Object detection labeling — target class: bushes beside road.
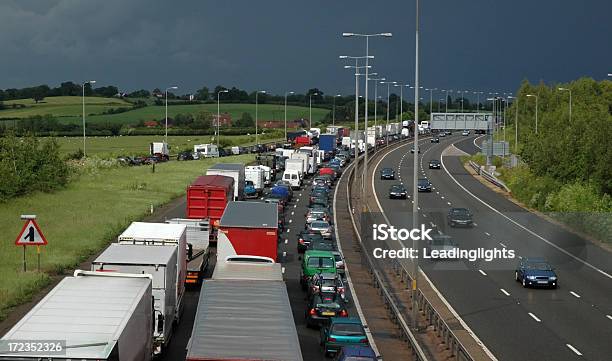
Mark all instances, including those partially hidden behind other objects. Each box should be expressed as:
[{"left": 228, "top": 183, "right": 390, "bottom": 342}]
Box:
[{"left": 0, "top": 154, "right": 255, "bottom": 321}]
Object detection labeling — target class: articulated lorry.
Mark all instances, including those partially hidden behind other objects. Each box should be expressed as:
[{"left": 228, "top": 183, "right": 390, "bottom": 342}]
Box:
[
  {"left": 166, "top": 218, "right": 211, "bottom": 285},
  {"left": 0, "top": 271, "right": 154, "bottom": 361},
  {"left": 206, "top": 163, "right": 245, "bottom": 201}
]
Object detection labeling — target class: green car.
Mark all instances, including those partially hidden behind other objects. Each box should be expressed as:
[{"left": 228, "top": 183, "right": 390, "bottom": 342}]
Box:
[
  {"left": 320, "top": 317, "right": 368, "bottom": 356},
  {"left": 301, "top": 250, "right": 337, "bottom": 289}
]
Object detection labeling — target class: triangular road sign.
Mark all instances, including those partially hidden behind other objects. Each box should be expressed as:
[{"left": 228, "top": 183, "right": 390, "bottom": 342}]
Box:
[{"left": 15, "top": 219, "right": 48, "bottom": 246}]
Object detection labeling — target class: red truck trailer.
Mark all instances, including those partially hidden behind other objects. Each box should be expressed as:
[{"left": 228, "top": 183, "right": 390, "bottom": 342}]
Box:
[
  {"left": 186, "top": 175, "right": 234, "bottom": 226},
  {"left": 294, "top": 135, "right": 311, "bottom": 147},
  {"left": 217, "top": 201, "right": 279, "bottom": 262}
]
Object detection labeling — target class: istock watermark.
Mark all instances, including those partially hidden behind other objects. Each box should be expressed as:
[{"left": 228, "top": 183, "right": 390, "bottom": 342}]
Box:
[{"left": 372, "top": 223, "right": 433, "bottom": 241}]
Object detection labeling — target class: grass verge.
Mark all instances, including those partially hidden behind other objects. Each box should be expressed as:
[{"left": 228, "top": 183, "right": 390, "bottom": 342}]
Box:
[{"left": 0, "top": 154, "right": 254, "bottom": 321}]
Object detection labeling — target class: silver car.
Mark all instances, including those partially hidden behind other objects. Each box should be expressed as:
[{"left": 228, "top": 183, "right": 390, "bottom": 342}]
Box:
[{"left": 308, "top": 220, "right": 333, "bottom": 239}]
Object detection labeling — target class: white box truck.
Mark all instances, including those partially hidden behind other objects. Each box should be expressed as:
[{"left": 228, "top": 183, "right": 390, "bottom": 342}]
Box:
[
  {"left": 193, "top": 143, "right": 219, "bottom": 158},
  {"left": 342, "top": 136, "right": 352, "bottom": 147},
  {"left": 92, "top": 244, "right": 177, "bottom": 354},
  {"left": 245, "top": 166, "right": 265, "bottom": 193},
  {"left": 118, "top": 222, "right": 186, "bottom": 324},
  {"left": 0, "top": 270, "right": 153, "bottom": 361},
  {"left": 285, "top": 158, "right": 304, "bottom": 177},
  {"left": 150, "top": 142, "right": 169, "bottom": 160},
  {"left": 206, "top": 163, "right": 245, "bottom": 200}
]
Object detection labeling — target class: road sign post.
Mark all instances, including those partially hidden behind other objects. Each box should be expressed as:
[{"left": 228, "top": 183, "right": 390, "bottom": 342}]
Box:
[{"left": 15, "top": 215, "right": 48, "bottom": 272}]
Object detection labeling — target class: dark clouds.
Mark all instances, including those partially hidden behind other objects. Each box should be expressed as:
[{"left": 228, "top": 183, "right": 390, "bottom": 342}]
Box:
[{"left": 0, "top": 0, "right": 610, "bottom": 98}]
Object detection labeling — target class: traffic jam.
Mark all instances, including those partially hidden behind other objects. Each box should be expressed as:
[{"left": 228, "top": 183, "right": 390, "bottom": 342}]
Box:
[{"left": 0, "top": 123, "right": 404, "bottom": 361}]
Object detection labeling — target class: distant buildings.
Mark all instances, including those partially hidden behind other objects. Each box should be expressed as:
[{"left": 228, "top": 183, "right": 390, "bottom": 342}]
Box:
[{"left": 212, "top": 113, "right": 232, "bottom": 127}]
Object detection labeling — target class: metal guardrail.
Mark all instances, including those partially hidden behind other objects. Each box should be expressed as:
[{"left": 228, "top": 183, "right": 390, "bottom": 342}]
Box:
[
  {"left": 345, "top": 140, "right": 430, "bottom": 361},
  {"left": 468, "top": 160, "right": 510, "bottom": 192},
  {"left": 345, "top": 140, "right": 482, "bottom": 361}
]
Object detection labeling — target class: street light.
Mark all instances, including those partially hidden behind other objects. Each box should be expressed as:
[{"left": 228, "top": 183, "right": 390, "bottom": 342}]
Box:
[
  {"left": 473, "top": 91, "right": 484, "bottom": 112},
  {"left": 342, "top": 32, "right": 392, "bottom": 207},
  {"left": 309, "top": 92, "right": 319, "bottom": 130},
  {"left": 411, "top": 0, "right": 421, "bottom": 330},
  {"left": 255, "top": 90, "right": 266, "bottom": 146},
  {"left": 368, "top": 76, "right": 385, "bottom": 151},
  {"left": 284, "top": 91, "right": 295, "bottom": 141},
  {"left": 397, "top": 84, "right": 411, "bottom": 123},
  {"left": 342, "top": 57, "right": 372, "bottom": 163},
  {"left": 332, "top": 94, "right": 341, "bottom": 126},
  {"left": 445, "top": 89, "right": 453, "bottom": 113},
  {"left": 381, "top": 81, "right": 397, "bottom": 145},
  {"left": 82, "top": 80, "right": 96, "bottom": 157},
  {"left": 438, "top": 98, "right": 444, "bottom": 112},
  {"left": 216, "top": 89, "right": 229, "bottom": 151},
  {"left": 425, "top": 88, "right": 437, "bottom": 115},
  {"left": 507, "top": 95, "right": 518, "bottom": 151},
  {"left": 165, "top": 86, "right": 178, "bottom": 144},
  {"left": 526, "top": 94, "right": 538, "bottom": 134},
  {"left": 558, "top": 87, "right": 572, "bottom": 122}
]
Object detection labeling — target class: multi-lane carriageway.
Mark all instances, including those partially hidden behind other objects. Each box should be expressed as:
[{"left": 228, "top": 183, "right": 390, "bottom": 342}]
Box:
[{"left": 368, "top": 133, "right": 612, "bottom": 361}]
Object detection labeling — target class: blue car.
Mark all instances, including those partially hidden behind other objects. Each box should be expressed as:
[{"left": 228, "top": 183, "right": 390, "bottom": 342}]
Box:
[
  {"left": 320, "top": 317, "right": 368, "bottom": 357},
  {"left": 334, "top": 345, "right": 376, "bottom": 361},
  {"left": 515, "top": 258, "right": 558, "bottom": 288},
  {"left": 244, "top": 180, "right": 258, "bottom": 198}
]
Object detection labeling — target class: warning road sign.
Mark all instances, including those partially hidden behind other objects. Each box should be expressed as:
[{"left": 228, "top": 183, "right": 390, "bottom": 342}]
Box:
[{"left": 15, "top": 219, "right": 48, "bottom": 246}]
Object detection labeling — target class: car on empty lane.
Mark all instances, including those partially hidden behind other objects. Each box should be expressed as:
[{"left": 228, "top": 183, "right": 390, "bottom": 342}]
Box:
[
  {"left": 380, "top": 168, "right": 395, "bottom": 180},
  {"left": 428, "top": 159, "right": 441, "bottom": 169},
  {"left": 515, "top": 258, "right": 558, "bottom": 288},
  {"left": 447, "top": 207, "right": 473, "bottom": 227},
  {"left": 388, "top": 184, "right": 407, "bottom": 199},
  {"left": 417, "top": 178, "right": 432, "bottom": 192}
]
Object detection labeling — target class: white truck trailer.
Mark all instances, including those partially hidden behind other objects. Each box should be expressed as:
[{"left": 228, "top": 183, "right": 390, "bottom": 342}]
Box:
[
  {"left": 193, "top": 143, "right": 219, "bottom": 158},
  {"left": 165, "top": 218, "right": 211, "bottom": 285},
  {"left": 245, "top": 166, "right": 266, "bottom": 193},
  {"left": 92, "top": 244, "right": 177, "bottom": 354},
  {"left": 0, "top": 271, "right": 153, "bottom": 361},
  {"left": 206, "top": 163, "right": 246, "bottom": 201},
  {"left": 118, "top": 222, "right": 186, "bottom": 324}
]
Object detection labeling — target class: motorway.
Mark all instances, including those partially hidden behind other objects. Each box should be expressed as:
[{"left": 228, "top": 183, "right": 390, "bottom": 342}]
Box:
[
  {"left": 151, "top": 164, "right": 357, "bottom": 361},
  {"left": 368, "top": 132, "right": 612, "bottom": 361}
]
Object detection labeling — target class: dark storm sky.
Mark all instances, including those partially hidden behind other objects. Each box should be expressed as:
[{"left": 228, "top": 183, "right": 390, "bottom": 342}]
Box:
[{"left": 1, "top": 0, "right": 610, "bottom": 99}]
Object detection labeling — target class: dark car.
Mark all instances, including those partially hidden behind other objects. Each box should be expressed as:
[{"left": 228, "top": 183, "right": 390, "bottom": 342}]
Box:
[
  {"left": 308, "top": 240, "right": 336, "bottom": 252},
  {"left": 430, "top": 137, "right": 440, "bottom": 143},
  {"left": 417, "top": 178, "right": 432, "bottom": 192},
  {"left": 328, "top": 164, "right": 343, "bottom": 176},
  {"left": 308, "top": 272, "right": 345, "bottom": 299},
  {"left": 515, "top": 258, "right": 558, "bottom": 288},
  {"left": 177, "top": 152, "right": 194, "bottom": 161},
  {"left": 380, "top": 168, "right": 395, "bottom": 180},
  {"left": 447, "top": 208, "right": 473, "bottom": 227},
  {"left": 313, "top": 176, "right": 333, "bottom": 188},
  {"left": 117, "top": 156, "right": 136, "bottom": 166},
  {"left": 389, "top": 184, "right": 407, "bottom": 199},
  {"left": 298, "top": 231, "right": 324, "bottom": 253},
  {"left": 334, "top": 346, "right": 377, "bottom": 361},
  {"left": 428, "top": 159, "right": 441, "bottom": 169},
  {"left": 438, "top": 132, "right": 446, "bottom": 138},
  {"left": 305, "top": 292, "right": 348, "bottom": 328}
]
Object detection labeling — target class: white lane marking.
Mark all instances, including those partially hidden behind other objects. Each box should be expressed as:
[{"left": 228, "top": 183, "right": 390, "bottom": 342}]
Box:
[
  {"left": 569, "top": 291, "right": 581, "bottom": 299},
  {"left": 422, "top": 213, "right": 427, "bottom": 217},
  {"left": 440, "top": 149, "right": 612, "bottom": 280},
  {"left": 499, "top": 242, "right": 507, "bottom": 248},
  {"left": 286, "top": 229, "right": 291, "bottom": 233},
  {"left": 429, "top": 222, "right": 436, "bottom": 227},
  {"left": 281, "top": 266, "right": 286, "bottom": 274},
  {"left": 566, "top": 344, "right": 583, "bottom": 356},
  {"left": 284, "top": 239, "right": 288, "bottom": 244},
  {"left": 479, "top": 269, "right": 487, "bottom": 276},
  {"left": 291, "top": 211, "right": 294, "bottom": 215},
  {"left": 289, "top": 219, "right": 292, "bottom": 223},
  {"left": 334, "top": 159, "right": 381, "bottom": 356},
  {"left": 296, "top": 198, "right": 300, "bottom": 202},
  {"left": 500, "top": 289, "right": 510, "bottom": 296},
  {"left": 371, "top": 140, "right": 499, "bottom": 361},
  {"left": 485, "top": 232, "right": 491, "bottom": 236},
  {"left": 294, "top": 204, "right": 297, "bottom": 208},
  {"left": 282, "top": 251, "right": 287, "bottom": 257},
  {"left": 441, "top": 196, "right": 445, "bottom": 199},
  {"left": 447, "top": 202, "right": 452, "bottom": 205},
  {"left": 528, "top": 312, "right": 542, "bottom": 322},
  {"left": 436, "top": 191, "right": 440, "bottom": 194},
  {"left": 606, "top": 314, "right": 612, "bottom": 320},
  {"left": 473, "top": 134, "right": 485, "bottom": 149},
  {"left": 473, "top": 222, "right": 478, "bottom": 227}
]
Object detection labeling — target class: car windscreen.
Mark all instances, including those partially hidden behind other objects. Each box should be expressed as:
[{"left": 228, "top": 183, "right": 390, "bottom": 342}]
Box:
[
  {"left": 310, "top": 242, "right": 333, "bottom": 251},
  {"left": 418, "top": 179, "right": 429, "bottom": 185},
  {"left": 527, "top": 262, "right": 552, "bottom": 271},
  {"left": 307, "top": 256, "right": 335, "bottom": 268},
  {"left": 331, "top": 323, "right": 365, "bottom": 336}
]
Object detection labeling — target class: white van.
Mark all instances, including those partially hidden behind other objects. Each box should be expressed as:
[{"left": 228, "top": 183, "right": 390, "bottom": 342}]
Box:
[{"left": 283, "top": 169, "right": 302, "bottom": 190}]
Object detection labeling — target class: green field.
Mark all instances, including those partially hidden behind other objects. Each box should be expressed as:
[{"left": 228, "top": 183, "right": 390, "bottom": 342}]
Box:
[
  {"left": 0, "top": 96, "right": 330, "bottom": 125},
  {"left": 0, "top": 96, "right": 132, "bottom": 118},
  {"left": 55, "top": 133, "right": 284, "bottom": 157},
  {"left": 0, "top": 154, "right": 255, "bottom": 321}
]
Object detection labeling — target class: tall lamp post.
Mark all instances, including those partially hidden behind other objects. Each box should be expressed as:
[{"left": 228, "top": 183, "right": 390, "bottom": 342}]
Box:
[
  {"left": 309, "top": 92, "right": 319, "bottom": 129},
  {"left": 426, "top": 88, "right": 437, "bottom": 115},
  {"left": 165, "top": 86, "right": 178, "bottom": 144},
  {"left": 332, "top": 94, "right": 341, "bottom": 126},
  {"left": 342, "top": 32, "right": 392, "bottom": 209},
  {"left": 368, "top": 75, "right": 385, "bottom": 151},
  {"left": 381, "top": 81, "right": 396, "bottom": 145},
  {"left": 445, "top": 89, "right": 453, "bottom": 113},
  {"left": 558, "top": 87, "right": 572, "bottom": 122},
  {"left": 82, "top": 80, "right": 96, "bottom": 157},
  {"left": 255, "top": 90, "right": 266, "bottom": 146},
  {"left": 526, "top": 94, "right": 538, "bottom": 134},
  {"left": 411, "top": 0, "right": 421, "bottom": 330},
  {"left": 216, "top": 89, "right": 229, "bottom": 150},
  {"left": 438, "top": 98, "right": 444, "bottom": 112},
  {"left": 397, "top": 84, "right": 411, "bottom": 123},
  {"left": 507, "top": 95, "right": 518, "bottom": 151},
  {"left": 343, "top": 63, "right": 371, "bottom": 164},
  {"left": 474, "top": 91, "right": 483, "bottom": 112},
  {"left": 284, "top": 91, "right": 295, "bottom": 141}
]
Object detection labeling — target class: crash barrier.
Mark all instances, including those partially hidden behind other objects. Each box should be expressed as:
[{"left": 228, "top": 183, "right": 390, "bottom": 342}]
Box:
[{"left": 468, "top": 160, "right": 511, "bottom": 192}]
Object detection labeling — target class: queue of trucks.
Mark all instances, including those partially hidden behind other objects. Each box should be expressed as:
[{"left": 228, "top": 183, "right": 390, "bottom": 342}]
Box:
[{"left": 0, "top": 126, "right": 402, "bottom": 361}]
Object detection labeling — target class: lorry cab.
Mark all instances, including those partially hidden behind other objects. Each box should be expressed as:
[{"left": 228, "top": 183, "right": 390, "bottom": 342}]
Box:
[{"left": 283, "top": 170, "right": 302, "bottom": 189}]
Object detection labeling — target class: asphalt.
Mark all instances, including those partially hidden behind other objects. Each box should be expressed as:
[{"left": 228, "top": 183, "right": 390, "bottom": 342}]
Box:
[
  {"left": 153, "top": 162, "right": 357, "bottom": 361},
  {"left": 369, "top": 133, "right": 612, "bottom": 361}
]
